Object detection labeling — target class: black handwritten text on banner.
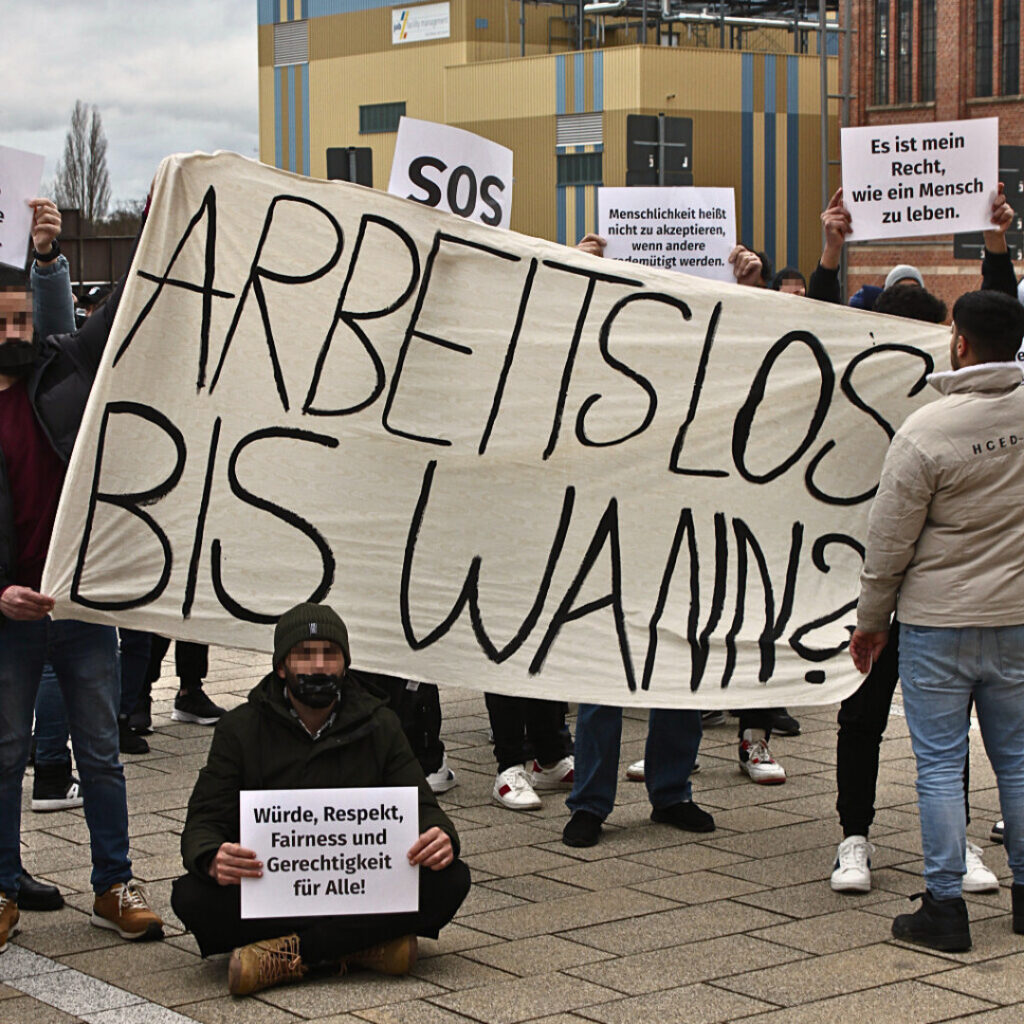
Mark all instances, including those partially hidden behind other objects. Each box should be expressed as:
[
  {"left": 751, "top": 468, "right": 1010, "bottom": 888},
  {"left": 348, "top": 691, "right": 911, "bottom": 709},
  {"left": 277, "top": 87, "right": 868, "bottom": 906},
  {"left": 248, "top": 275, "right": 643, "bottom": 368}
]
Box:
[{"left": 43, "top": 153, "right": 948, "bottom": 708}]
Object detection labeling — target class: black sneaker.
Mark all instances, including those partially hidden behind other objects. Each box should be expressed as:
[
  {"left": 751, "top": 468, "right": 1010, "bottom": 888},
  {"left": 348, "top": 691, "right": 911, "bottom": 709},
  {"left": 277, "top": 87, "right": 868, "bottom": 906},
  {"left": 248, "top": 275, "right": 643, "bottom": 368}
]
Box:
[
  {"left": 892, "top": 890, "right": 971, "bottom": 952},
  {"left": 769, "top": 708, "right": 801, "bottom": 736},
  {"left": 171, "top": 688, "right": 225, "bottom": 725},
  {"left": 650, "top": 800, "right": 716, "bottom": 833},
  {"left": 701, "top": 710, "right": 726, "bottom": 727},
  {"left": 991, "top": 820, "right": 1005, "bottom": 844},
  {"left": 127, "top": 696, "right": 153, "bottom": 735},
  {"left": 31, "top": 763, "right": 84, "bottom": 813},
  {"left": 118, "top": 717, "right": 150, "bottom": 755},
  {"left": 562, "top": 810, "right": 603, "bottom": 848},
  {"left": 17, "top": 872, "right": 63, "bottom": 912}
]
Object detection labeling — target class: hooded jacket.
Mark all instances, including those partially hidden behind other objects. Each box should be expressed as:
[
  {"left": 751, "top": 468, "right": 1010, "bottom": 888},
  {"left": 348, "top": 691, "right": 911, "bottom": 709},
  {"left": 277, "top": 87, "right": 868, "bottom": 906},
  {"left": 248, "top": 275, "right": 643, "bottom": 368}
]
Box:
[
  {"left": 180, "top": 671, "right": 459, "bottom": 879},
  {"left": 857, "top": 362, "right": 1024, "bottom": 632}
]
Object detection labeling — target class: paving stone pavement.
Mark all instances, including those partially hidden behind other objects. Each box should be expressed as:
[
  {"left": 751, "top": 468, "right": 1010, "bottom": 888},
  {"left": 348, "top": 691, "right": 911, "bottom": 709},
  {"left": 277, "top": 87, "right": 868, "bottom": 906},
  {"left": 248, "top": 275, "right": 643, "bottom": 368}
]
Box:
[{"left": 6, "top": 646, "right": 1022, "bottom": 1023}]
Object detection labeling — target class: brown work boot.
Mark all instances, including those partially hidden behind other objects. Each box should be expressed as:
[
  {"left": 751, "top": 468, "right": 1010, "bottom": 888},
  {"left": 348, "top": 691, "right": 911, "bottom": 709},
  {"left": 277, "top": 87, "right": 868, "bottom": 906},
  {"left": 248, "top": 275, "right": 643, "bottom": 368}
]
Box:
[
  {"left": 91, "top": 880, "right": 164, "bottom": 941},
  {"left": 228, "top": 933, "right": 308, "bottom": 996},
  {"left": 345, "top": 934, "right": 417, "bottom": 975},
  {"left": 0, "top": 892, "right": 20, "bottom": 953}
]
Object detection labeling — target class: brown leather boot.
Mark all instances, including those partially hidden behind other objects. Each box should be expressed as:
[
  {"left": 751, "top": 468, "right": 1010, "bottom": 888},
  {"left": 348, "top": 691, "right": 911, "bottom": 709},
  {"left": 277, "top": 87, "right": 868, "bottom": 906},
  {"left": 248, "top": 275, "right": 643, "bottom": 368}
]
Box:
[
  {"left": 0, "top": 892, "right": 20, "bottom": 953},
  {"left": 344, "top": 934, "right": 417, "bottom": 975},
  {"left": 228, "top": 933, "right": 308, "bottom": 996}
]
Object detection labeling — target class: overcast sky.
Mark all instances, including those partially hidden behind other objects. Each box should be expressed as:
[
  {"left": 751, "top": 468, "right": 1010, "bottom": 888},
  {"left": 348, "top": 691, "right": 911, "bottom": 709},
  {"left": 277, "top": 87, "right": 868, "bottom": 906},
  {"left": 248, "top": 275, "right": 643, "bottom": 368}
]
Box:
[{"left": 2, "top": 0, "right": 259, "bottom": 208}]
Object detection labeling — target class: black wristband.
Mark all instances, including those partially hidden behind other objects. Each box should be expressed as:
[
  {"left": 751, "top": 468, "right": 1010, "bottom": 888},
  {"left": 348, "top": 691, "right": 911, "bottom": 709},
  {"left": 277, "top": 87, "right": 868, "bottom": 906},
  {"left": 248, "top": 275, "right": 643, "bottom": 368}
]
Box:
[{"left": 32, "top": 239, "right": 61, "bottom": 263}]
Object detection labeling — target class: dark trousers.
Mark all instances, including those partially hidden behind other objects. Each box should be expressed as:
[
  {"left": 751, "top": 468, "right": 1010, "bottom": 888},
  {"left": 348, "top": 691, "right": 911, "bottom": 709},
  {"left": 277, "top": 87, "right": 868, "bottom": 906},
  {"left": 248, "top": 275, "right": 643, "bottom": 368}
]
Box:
[
  {"left": 171, "top": 860, "right": 471, "bottom": 962},
  {"left": 484, "top": 694, "right": 570, "bottom": 772},
  {"left": 357, "top": 674, "right": 446, "bottom": 776},
  {"left": 737, "top": 709, "right": 775, "bottom": 740},
  {"left": 118, "top": 629, "right": 152, "bottom": 718},
  {"left": 147, "top": 638, "right": 209, "bottom": 689},
  {"left": 836, "top": 624, "right": 971, "bottom": 837}
]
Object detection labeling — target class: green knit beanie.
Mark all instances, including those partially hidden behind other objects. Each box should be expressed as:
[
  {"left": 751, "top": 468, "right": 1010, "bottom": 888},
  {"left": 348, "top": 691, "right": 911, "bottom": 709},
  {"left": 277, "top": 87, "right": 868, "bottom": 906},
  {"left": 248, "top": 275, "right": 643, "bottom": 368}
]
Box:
[{"left": 273, "top": 602, "right": 351, "bottom": 668}]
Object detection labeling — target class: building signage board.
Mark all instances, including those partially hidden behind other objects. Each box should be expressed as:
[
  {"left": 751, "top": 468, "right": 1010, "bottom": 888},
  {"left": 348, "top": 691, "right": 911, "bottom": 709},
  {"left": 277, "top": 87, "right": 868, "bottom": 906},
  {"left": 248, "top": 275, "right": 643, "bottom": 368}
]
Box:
[{"left": 392, "top": 3, "right": 450, "bottom": 45}]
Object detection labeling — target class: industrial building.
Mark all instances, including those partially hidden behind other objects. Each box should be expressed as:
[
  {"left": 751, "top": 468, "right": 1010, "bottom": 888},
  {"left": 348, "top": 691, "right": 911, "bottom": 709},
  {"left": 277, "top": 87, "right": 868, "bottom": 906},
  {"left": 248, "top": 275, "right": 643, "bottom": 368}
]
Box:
[{"left": 257, "top": 1, "right": 841, "bottom": 275}]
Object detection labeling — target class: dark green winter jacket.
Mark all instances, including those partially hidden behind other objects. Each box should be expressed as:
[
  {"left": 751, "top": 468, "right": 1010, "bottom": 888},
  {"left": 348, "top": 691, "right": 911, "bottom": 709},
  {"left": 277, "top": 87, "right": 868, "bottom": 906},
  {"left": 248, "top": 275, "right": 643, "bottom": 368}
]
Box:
[{"left": 180, "top": 671, "right": 459, "bottom": 878}]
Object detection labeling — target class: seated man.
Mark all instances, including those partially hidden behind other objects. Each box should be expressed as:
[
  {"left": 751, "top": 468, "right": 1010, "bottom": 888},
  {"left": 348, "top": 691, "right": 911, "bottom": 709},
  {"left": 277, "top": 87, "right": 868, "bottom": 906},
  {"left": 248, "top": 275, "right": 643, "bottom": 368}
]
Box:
[{"left": 171, "top": 602, "right": 471, "bottom": 996}]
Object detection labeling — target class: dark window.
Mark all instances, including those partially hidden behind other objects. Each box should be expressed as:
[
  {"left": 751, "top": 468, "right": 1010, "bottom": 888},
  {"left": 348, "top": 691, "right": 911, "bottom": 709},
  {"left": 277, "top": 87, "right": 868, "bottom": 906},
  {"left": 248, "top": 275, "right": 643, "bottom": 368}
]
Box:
[
  {"left": 919, "top": 0, "right": 936, "bottom": 101},
  {"left": 977, "top": 0, "right": 994, "bottom": 97},
  {"left": 359, "top": 102, "right": 405, "bottom": 134},
  {"left": 897, "top": 0, "right": 913, "bottom": 102},
  {"left": 874, "top": 1, "right": 890, "bottom": 105},
  {"left": 557, "top": 152, "right": 603, "bottom": 186},
  {"left": 1003, "top": 0, "right": 1020, "bottom": 95}
]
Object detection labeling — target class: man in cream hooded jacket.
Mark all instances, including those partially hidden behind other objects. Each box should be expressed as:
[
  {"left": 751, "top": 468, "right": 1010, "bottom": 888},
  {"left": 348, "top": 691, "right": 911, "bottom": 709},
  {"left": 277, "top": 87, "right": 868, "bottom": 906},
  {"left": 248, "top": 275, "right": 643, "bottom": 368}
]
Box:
[{"left": 851, "top": 289, "right": 1024, "bottom": 953}]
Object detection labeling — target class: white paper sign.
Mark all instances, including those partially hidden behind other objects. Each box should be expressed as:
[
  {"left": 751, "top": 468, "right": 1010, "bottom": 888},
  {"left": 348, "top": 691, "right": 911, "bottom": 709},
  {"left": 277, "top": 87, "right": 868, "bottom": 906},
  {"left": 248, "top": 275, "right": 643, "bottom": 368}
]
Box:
[
  {"left": 389, "top": 117, "right": 513, "bottom": 229},
  {"left": 840, "top": 118, "right": 998, "bottom": 241},
  {"left": 43, "top": 152, "right": 952, "bottom": 710},
  {"left": 0, "top": 146, "right": 45, "bottom": 270},
  {"left": 598, "top": 187, "right": 736, "bottom": 282},
  {"left": 239, "top": 787, "right": 419, "bottom": 919},
  {"left": 391, "top": 3, "right": 450, "bottom": 45}
]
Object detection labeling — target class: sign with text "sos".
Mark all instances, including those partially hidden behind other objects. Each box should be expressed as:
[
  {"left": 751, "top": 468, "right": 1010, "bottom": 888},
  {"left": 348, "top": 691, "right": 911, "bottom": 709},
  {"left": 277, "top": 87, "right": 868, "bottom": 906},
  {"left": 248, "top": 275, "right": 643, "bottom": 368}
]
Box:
[{"left": 388, "top": 117, "right": 513, "bottom": 229}]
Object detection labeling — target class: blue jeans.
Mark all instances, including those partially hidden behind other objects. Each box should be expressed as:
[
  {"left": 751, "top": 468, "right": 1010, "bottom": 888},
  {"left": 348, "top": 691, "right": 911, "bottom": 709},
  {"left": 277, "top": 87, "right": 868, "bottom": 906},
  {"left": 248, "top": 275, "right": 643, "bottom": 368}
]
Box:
[
  {"left": 34, "top": 663, "right": 71, "bottom": 764},
  {"left": 566, "top": 704, "right": 701, "bottom": 820},
  {"left": 900, "top": 624, "right": 1024, "bottom": 899},
  {"left": 0, "top": 617, "right": 131, "bottom": 897}
]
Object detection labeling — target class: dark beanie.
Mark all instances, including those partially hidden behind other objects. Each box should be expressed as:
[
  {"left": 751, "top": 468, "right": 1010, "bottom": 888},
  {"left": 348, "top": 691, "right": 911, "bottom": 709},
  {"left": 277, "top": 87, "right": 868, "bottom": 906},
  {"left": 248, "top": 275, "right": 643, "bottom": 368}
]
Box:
[{"left": 273, "top": 602, "right": 350, "bottom": 668}]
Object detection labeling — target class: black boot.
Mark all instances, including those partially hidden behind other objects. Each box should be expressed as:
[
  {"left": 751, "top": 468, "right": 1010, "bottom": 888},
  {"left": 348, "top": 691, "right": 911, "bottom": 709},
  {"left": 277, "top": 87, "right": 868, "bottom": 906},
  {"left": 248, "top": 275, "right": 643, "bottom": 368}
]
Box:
[
  {"left": 118, "top": 716, "right": 150, "bottom": 755},
  {"left": 1013, "top": 884, "right": 1024, "bottom": 936},
  {"left": 17, "top": 872, "right": 63, "bottom": 912},
  {"left": 892, "top": 890, "right": 971, "bottom": 952}
]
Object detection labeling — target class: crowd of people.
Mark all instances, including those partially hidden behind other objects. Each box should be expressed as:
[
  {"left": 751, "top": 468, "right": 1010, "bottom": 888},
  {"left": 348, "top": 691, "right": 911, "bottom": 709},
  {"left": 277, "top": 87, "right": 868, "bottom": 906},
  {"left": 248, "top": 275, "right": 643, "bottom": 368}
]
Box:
[{"left": 0, "top": 178, "right": 1021, "bottom": 996}]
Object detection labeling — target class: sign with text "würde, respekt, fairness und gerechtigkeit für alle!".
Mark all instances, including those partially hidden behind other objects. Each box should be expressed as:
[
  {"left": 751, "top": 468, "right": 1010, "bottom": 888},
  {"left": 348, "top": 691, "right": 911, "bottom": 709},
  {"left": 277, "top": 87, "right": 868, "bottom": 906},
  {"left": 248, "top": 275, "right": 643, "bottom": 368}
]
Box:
[{"left": 43, "top": 152, "right": 951, "bottom": 709}]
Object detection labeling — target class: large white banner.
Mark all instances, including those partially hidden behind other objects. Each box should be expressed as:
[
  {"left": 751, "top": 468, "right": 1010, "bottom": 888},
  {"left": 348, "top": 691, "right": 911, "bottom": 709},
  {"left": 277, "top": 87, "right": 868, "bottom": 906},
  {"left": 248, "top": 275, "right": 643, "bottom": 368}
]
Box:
[{"left": 44, "top": 152, "right": 950, "bottom": 709}]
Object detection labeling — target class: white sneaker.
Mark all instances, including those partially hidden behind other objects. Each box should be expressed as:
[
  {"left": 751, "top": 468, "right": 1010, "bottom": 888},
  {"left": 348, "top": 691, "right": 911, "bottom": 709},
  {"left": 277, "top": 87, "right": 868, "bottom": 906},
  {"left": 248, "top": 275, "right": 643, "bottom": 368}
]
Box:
[
  {"left": 528, "top": 756, "right": 574, "bottom": 791},
  {"left": 963, "top": 840, "right": 1000, "bottom": 892},
  {"left": 831, "top": 835, "right": 874, "bottom": 892},
  {"left": 625, "top": 759, "right": 699, "bottom": 781},
  {"left": 425, "top": 759, "right": 458, "bottom": 794},
  {"left": 739, "top": 738, "right": 786, "bottom": 784},
  {"left": 492, "top": 765, "right": 542, "bottom": 810}
]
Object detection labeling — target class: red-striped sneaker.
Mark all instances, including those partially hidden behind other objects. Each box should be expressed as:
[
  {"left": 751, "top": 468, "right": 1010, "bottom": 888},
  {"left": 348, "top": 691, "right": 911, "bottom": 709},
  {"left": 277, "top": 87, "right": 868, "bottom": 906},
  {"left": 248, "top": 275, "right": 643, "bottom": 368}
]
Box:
[
  {"left": 528, "top": 756, "right": 574, "bottom": 791},
  {"left": 492, "top": 765, "right": 542, "bottom": 809}
]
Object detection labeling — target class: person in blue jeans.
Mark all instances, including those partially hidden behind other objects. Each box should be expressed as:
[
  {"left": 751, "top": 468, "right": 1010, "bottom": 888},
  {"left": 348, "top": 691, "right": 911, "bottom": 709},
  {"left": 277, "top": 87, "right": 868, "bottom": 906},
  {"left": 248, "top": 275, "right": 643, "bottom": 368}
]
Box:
[
  {"left": 851, "top": 289, "right": 1024, "bottom": 953},
  {"left": 562, "top": 704, "right": 711, "bottom": 847},
  {"left": 0, "top": 202, "right": 162, "bottom": 953}
]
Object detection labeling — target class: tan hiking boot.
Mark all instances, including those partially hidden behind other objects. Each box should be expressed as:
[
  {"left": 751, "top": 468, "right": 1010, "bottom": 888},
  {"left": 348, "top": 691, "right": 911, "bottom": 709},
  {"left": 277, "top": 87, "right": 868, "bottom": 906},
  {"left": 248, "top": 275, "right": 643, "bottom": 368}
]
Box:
[
  {"left": 91, "top": 880, "right": 164, "bottom": 941},
  {"left": 0, "top": 893, "right": 20, "bottom": 953},
  {"left": 228, "top": 933, "right": 308, "bottom": 996},
  {"left": 345, "top": 934, "right": 417, "bottom": 975}
]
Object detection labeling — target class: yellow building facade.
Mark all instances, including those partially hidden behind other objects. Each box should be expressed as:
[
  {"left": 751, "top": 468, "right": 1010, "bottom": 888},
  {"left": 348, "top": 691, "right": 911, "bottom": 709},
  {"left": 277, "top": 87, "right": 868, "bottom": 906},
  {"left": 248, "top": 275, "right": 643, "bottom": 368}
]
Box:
[{"left": 257, "top": 0, "right": 837, "bottom": 273}]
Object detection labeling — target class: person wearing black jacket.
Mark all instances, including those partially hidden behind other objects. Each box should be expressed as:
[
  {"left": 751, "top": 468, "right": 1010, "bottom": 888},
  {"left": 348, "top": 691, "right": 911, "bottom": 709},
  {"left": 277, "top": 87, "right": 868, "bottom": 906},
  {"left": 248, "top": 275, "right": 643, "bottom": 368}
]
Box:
[
  {"left": 171, "top": 602, "right": 471, "bottom": 997},
  {"left": 0, "top": 202, "right": 163, "bottom": 953}
]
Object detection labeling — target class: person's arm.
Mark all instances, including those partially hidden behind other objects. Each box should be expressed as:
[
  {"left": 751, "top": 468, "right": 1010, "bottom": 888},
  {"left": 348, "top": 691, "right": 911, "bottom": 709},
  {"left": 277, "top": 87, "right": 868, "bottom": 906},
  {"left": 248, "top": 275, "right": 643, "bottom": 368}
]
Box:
[
  {"left": 980, "top": 183, "right": 1018, "bottom": 297},
  {"left": 807, "top": 188, "right": 850, "bottom": 304},
  {"left": 180, "top": 720, "right": 246, "bottom": 879},
  {"left": 855, "top": 432, "right": 936, "bottom": 636},
  {"left": 380, "top": 712, "right": 461, "bottom": 860},
  {"left": 28, "top": 200, "right": 75, "bottom": 337}
]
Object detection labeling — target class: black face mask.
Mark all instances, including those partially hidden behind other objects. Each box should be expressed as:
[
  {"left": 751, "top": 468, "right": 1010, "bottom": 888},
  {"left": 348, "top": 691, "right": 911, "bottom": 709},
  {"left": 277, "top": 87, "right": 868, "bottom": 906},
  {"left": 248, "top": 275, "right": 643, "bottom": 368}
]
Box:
[
  {"left": 287, "top": 672, "right": 343, "bottom": 709},
  {"left": 0, "top": 339, "right": 37, "bottom": 378}
]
